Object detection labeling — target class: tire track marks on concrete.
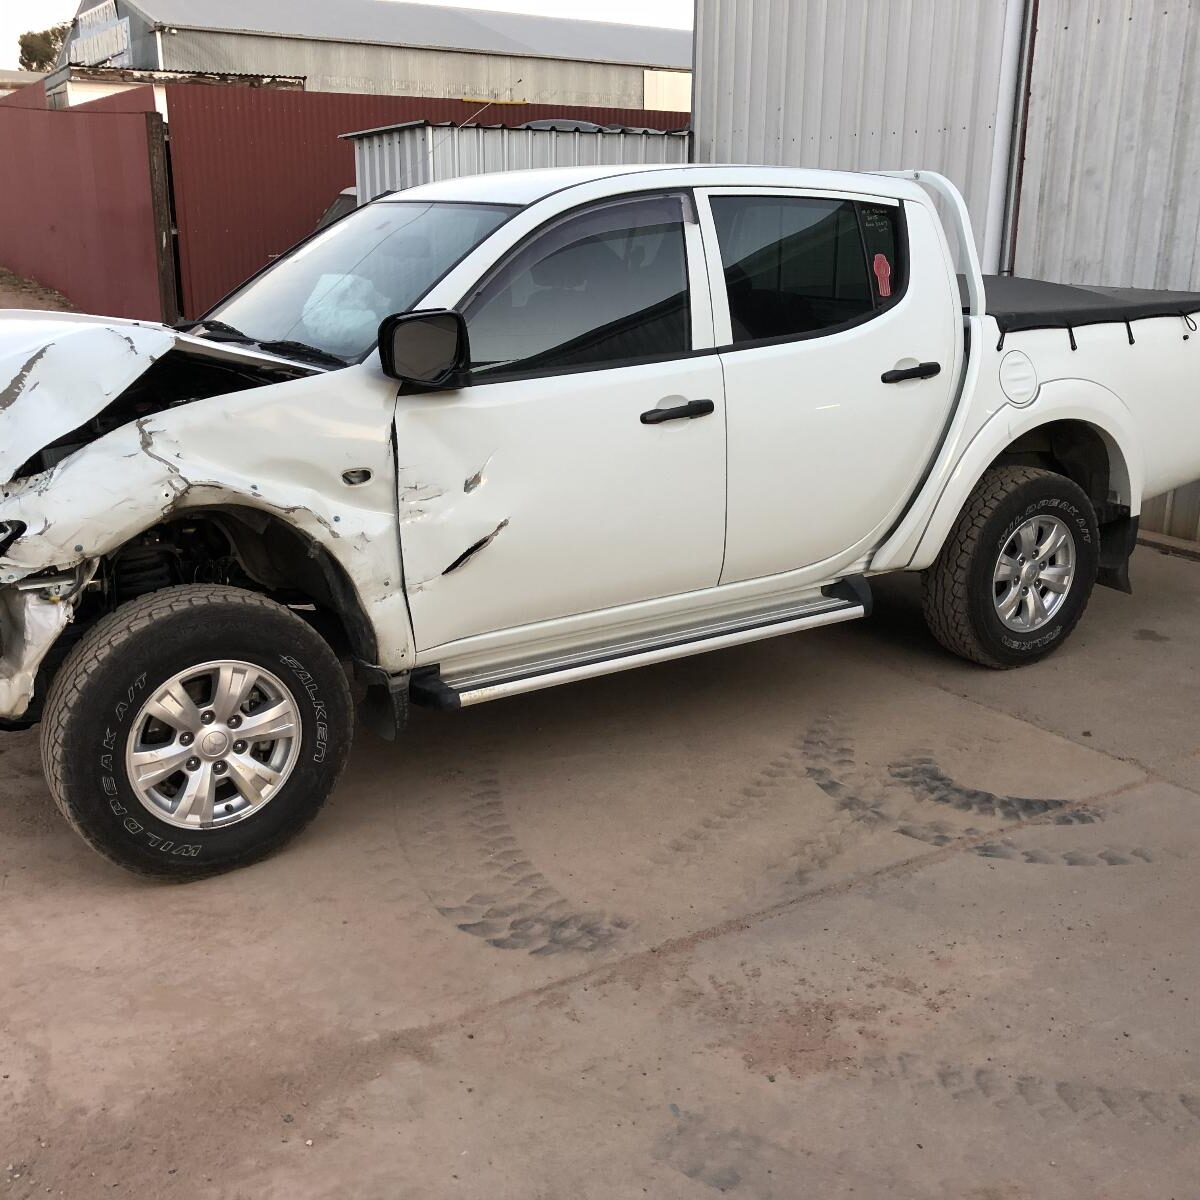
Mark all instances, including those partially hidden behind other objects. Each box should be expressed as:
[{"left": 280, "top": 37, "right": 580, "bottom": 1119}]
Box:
[
  {"left": 403, "top": 745, "right": 631, "bottom": 955},
  {"left": 649, "top": 741, "right": 811, "bottom": 866},
  {"left": 970, "top": 839, "right": 1152, "bottom": 866},
  {"left": 863, "top": 1054, "right": 1200, "bottom": 1130},
  {"left": 654, "top": 713, "right": 1125, "bottom": 878},
  {"left": 889, "top": 754, "right": 1082, "bottom": 821}
]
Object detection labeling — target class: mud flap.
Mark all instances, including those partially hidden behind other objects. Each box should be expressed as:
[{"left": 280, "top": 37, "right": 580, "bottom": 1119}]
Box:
[
  {"left": 1097, "top": 513, "right": 1138, "bottom": 593},
  {"left": 356, "top": 663, "right": 410, "bottom": 741}
]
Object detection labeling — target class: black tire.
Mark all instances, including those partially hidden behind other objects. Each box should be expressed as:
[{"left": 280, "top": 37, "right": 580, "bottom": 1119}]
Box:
[
  {"left": 40, "top": 585, "right": 354, "bottom": 879},
  {"left": 922, "top": 466, "right": 1099, "bottom": 668}
]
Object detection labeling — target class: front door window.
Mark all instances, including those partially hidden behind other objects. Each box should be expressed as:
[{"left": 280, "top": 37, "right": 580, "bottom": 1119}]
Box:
[{"left": 464, "top": 195, "right": 692, "bottom": 378}]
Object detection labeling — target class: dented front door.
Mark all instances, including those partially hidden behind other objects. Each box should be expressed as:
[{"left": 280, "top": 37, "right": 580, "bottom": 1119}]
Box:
[
  {"left": 394, "top": 192, "right": 724, "bottom": 654},
  {"left": 393, "top": 354, "right": 727, "bottom": 652}
]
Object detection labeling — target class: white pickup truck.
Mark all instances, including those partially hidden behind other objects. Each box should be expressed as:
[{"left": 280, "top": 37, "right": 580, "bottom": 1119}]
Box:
[{"left": 2, "top": 165, "right": 1198, "bottom": 877}]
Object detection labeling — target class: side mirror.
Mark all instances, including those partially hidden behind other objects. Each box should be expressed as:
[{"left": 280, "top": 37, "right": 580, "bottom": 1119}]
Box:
[{"left": 378, "top": 309, "right": 470, "bottom": 390}]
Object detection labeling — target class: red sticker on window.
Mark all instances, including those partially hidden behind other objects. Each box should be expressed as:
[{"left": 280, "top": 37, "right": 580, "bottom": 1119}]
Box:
[{"left": 873, "top": 253, "right": 893, "bottom": 298}]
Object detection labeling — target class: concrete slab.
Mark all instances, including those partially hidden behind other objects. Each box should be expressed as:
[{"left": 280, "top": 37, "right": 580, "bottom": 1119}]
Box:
[{"left": 1, "top": 548, "right": 1197, "bottom": 1198}]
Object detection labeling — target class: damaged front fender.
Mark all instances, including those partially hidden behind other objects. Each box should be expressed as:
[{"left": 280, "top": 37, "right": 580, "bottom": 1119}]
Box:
[
  {"left": 0, "top": 328, "right": 414, "bottom": 719},
  {"left": 0, "top": 586, "right": 74, "bottom": 718}
]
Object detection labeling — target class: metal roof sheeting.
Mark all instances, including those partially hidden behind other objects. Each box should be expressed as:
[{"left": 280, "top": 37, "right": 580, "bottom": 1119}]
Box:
[{"left": 120, "top": 0, "right": 692, "bottom": 69}]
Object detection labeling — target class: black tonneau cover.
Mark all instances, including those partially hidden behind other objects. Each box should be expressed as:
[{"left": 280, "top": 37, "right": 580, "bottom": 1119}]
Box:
[{"left": 961, "top": 275, "right": 1200, "bottom": 334}]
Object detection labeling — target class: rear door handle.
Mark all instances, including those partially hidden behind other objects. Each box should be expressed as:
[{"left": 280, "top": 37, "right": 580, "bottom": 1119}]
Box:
[
  {"left": 640, "top": 399, "right": 716, "bottom": 425},
  {"left": 881, "top": 361, "right": 941, "bottom": 384}
]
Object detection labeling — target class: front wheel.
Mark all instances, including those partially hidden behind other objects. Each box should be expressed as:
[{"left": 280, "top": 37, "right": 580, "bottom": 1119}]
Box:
[
  {"left": 922, "top": 466, "right": 1099, "bottom": 668},
  {"left": 41, "top": 585, "right": 354, "bottom": 878}
]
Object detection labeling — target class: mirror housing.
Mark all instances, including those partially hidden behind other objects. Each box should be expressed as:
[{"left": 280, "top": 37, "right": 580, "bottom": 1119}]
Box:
[{"left": 378, "top": 309, "right": 470, "bottom": 390}]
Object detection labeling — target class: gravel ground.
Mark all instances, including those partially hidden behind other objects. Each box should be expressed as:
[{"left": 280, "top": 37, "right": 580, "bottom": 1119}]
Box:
[
  {"left": 0, "top": 267, "right": 73, "bottom": 312},
  {"left": 2, "top": 546, "right": 1199, "bottom": 1198}
]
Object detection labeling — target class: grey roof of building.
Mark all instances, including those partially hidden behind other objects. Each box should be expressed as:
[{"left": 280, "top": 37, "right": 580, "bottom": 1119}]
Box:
[
  {"left": 118, "top": 0, "right": 692, "bottom": 69},
  {"left": 0, "top": 70, "right": 46, "bottom": 85}
]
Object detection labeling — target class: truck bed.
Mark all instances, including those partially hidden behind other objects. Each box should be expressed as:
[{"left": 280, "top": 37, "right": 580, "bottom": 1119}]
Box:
[
  {"left": 962, "top": 275, "right": 1200, "bottom": 333},
  {"left": 958, "top": 273, "right": 1200, "bottom": 503}
]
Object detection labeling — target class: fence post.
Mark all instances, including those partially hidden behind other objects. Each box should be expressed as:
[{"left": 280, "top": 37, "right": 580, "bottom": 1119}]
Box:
[{"left": 145, "top": 111, "right": 181, "bottom": 325}]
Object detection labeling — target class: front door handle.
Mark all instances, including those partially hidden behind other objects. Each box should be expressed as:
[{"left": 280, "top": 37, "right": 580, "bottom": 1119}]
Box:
[
  {"left": 640, "top": 398, "right": 716, "bottom": 425},
  {"left": 881, "top": 361, "right": 942, "bottom": 384}
]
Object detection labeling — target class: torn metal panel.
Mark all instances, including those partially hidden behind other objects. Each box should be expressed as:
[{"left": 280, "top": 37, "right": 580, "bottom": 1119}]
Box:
[
  {"left": 0, "top": 312, "right": 319, "bottom": 485},
  {"left": 0, "top": 314, "right": 176, "bottom": 482},
  {"left": 0, "top": 363, "right": 415, "bottom": 683},
  {"left": 392, "top": 414, "right": 511, "bottom": 608},
  {"left": 0, "top": 588, "right": 73, "bottom": 717}
]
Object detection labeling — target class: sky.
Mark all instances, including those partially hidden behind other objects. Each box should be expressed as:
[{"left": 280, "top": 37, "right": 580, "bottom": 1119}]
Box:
[{"left": 1, "top": 0, "right": 694, "bottom": 70}]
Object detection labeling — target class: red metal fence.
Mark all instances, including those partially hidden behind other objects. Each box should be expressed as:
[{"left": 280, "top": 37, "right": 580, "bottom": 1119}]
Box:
[
  {"left": 163, "top": 86, "right": 689, "bottom": 317},
  {"left": 0, "top": 81, "right": 47, "bottom": 109},
  {"left": 0, "top": 105, "right": 171, "bottom": 319},
  {"left": 0, "top": 84, "right": 686, "bottom": 321}
]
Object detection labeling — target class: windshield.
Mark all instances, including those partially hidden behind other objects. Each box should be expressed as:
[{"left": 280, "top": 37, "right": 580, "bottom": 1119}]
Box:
[{"left": 207, "top": 201, "right": 517, "bottom": 362}]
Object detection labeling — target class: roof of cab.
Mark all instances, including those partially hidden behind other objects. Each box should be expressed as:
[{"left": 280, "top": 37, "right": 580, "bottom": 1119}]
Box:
[{"left": 377, "top": 164, "right": 929, "bottom": 208}]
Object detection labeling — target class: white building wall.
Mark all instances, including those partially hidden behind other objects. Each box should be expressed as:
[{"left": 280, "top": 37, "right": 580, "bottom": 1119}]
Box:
[
  {"left": 158, "top": 29, "right": 687, "bottom": 109},
  {"left": 52, "top": 79, "right": 169, "bottom": 117},
  {"left": 1015, "top": 0, "right": 1200, "bottom": 291},
  {"left": 643, "top": 69, "right": 691, "bottom": 112},
  {"left": 692, "top": 0, "right": 1024, "bottom": 269}
]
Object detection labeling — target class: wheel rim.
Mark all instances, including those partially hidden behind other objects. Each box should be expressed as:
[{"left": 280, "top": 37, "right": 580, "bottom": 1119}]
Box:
[
  {"left": 125, "top": 660, "right": 302, "bottom": 830},
  {"left": 992, "top": 515, "right": 1076, "bottom": 633}
]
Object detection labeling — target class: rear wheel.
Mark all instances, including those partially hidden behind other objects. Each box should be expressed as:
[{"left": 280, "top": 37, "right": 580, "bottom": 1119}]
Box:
[
  {"left": 41, "top": 585, "right": 353, "bottom": 878},
  {"left": 922, "top": 466, "right": 1099, "bottom": 668}
]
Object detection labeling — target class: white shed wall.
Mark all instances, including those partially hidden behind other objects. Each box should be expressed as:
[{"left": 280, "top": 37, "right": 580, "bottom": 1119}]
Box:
[
  {"left": 1014, "top": 0, "right": 1200, "bottom": 540},
  {"left": 692, "top": 0, "right": 1024, "bottom": 269},
  {"left": 159, "top": 29, "right": 680, "bottom": 108}
]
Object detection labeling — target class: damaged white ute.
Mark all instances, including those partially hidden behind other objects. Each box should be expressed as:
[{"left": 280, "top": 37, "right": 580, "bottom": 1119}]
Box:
[{"left": 4, "top": 164, "right": 1199, "bottom": 878}]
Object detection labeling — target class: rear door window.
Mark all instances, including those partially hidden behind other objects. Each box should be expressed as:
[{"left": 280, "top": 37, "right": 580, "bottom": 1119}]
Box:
[
  {"left": 709, "top": 195, "right": 903, "bottom": 345},
  {"left": 860, "top": 202, "right": 905, "bottom": 306}
]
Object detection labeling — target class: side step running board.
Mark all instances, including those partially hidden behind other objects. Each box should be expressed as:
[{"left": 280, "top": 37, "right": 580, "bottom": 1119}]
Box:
[{"left": 411, "top": 576, "right": 872, "bottom": 711}]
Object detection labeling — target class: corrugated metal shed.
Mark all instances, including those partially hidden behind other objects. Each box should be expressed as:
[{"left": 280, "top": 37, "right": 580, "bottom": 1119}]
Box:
[
  {"left": 692, "top": 0, "right": 1024, "bottom": 269},
  {"left": 345, "top": 120, "right": 691, "bottom": 200},
  {"left": 1015, "top": 0, "right": 1200, "bottom": 289},
  {"left": 1013, "top": 0, "right": 1200, "bottom": 541},
  {"left": 118, "top": 0, "right": 692, "bottom": 69}
]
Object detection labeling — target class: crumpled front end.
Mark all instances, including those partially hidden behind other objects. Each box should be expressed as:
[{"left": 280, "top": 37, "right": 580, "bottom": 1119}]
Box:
[{"left": 0, "top": 307, "right": 410, "bottom": 723}]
